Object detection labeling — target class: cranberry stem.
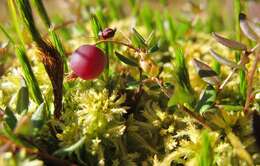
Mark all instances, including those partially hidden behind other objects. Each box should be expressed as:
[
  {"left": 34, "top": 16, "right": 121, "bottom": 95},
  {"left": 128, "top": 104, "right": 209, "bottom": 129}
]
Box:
[
  {"left": 95, "top": 40, "right": 140, "bottom": 52},
  {"left": 244, "top": 52, "right": 260, "bottom": 114}
]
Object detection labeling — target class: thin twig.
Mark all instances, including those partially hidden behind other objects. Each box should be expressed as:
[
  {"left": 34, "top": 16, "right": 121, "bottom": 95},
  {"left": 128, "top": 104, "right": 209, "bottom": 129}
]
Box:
[
  {"left": 181, "top": 106, "right": 213, "bottom": 130},
  {"left": 219, "top": 68, "right": 237, "bottom": 90},
  {"left": 153, "top": 77, "right": 171, "bottom": 98},
  {"left": 244, "top": 53, "right": 260, "bottom": 114},
  {"left": 95, "top": 40, "right": 140, "bottom": 52}
]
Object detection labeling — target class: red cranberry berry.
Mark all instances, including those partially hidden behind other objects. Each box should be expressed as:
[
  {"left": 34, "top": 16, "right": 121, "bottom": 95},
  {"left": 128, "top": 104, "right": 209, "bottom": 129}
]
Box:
[
  {"left": 70, "top": 45, "right": 107, "bottom": 80},
  {"left": 98, "top": 28, "right": 116, "bottom": 39}
]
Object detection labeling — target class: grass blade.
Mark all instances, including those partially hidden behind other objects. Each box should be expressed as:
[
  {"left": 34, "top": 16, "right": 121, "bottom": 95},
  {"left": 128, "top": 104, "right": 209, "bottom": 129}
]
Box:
[
  {"left": 31, "top": 0, "right": 51, "bottom": 28},
  {"left": 15, "top": 47, "right": 44, "bottom": 104}
]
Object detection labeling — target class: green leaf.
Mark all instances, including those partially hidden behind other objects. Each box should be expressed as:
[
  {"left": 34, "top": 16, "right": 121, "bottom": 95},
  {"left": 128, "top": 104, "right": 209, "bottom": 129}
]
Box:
[
  {"left": 192, "top": 58, "right": 221, "bottom": 86},
  {"left": 8, "top": 0, "right": 25, "bottom": 46},
  {"left": 91, "top": 14, "right": 102, "bottom": 38},
  {"left": 126, "top": 81, "right": 139, "bottom": 90},
  {"left": 168, "top": 86, "right": 194, "bottom": 107},
  {"left": 4, "top": 107, "right": 17, "bottom": 130},
  {"left": 16, "top": 86, "right": 29, "bottom": 114},
  {"left": 140, "top": 3, "right": 153, "bottom": 31},
  {"left": 147, "top": 31, "right": 159, "bottom": 53},
  {"left": 31, "top": 0, "right": 51, "bottom": 28},
  {"left": 165, "top": 13, "right": 176, "bottom": 43},
  {"left": 217, "top": 105, "right": 243, "bottom": 112},
  {"left": 108, "top": 0, "right": 120, "bottom": 20},
  {"left": 115, "top": 51, "right": 139, "bottom": 67},
  {"left": 131, "top": 28, "right": 147, "bottom": 48},
  {"left": 15, "top": 47, "right": 44, "bottom": 105},
  {"left": 0, "top": 24, "right": 15, "bottom": 44},
  {"left": 174, "top": 48, "right": 192, "bottom": 91},
  {"left": 198, "top": 131, "right": 213, "bottom": 166},
  {"left": 175, "top": 20, "right": 190, "bottom": 39},
  {"left": 16, "top": 0, "right": 42, "bottom": 43},
  {"left": 195, "top": 85, "right": 217, "bottom": 114},
  {"left": 155, "top": 12, "right": 166, "bottom": 38},
  {"left": 2, "top": 122, "right": 22, "bottom": 145},
  {"left": 54, "top": 136, "right": 86, "bottom": 156},
  {"left": 31, "top": 103, "right": 46, "bottom": 129},
  {"left": 168, "top": 48, "right": 194, "bottom": 107},
  {"left": 95, "top": 8, "right": 107, "bottom": 28},
  {"left": 239, "top": 69, "right": 247, "bottom": 99}
]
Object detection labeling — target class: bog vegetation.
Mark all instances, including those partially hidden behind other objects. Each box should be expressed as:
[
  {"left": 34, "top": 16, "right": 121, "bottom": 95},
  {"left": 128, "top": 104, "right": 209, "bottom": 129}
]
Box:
[{"left": 0, "top": 0, "right": 259, "bottom": 165}]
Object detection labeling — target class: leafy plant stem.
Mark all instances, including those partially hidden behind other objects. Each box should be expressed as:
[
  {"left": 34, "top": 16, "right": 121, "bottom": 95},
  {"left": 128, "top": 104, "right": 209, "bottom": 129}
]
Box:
[
  {"left": 244, "top": 53, "right": 260, "bottom": 114},
  {"left": 153, "top": 77, "right": 171, "bottom": 98},
  {"left": 181, "top": 106, "right": 212, "bottom": 130}
]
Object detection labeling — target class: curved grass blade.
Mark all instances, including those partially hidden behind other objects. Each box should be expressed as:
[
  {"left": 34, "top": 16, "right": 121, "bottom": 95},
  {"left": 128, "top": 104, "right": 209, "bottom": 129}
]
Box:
[
  {"left": 31, "top": 0, "right": 51, "bottom": 28},
  {"left": 212, "top": 32, "right": 247, "bottom": 50},
  {"left": 197, "top": 131, "right": 213, "bottom": 166},
  {"left": 15, "top": 47, "right": 44, "bottom": 105},
  {"left": 209, "top": 49, "right": 240, "bottom": 68},
  {"left": 192, "top": 58, "right": 220, "bottom": 86}
]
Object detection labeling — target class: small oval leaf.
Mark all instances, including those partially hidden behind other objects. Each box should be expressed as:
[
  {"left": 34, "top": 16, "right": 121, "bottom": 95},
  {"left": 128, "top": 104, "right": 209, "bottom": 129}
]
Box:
[
  {"left": 212, "top": 32, "right": 247, "bottom": 50},
  {"left": 115, "top": 51, "right": 139, "bottom": 67},
  {"left": 31, "top": 103, "right": 46, "bottom": 129},
  {"left": 209, "top": 49, "right": 240, "bottom": 68},
  {"left": 16, "top": 86, "right": 29, "bottom": 114},
  {"left": 4, "top": 107, "right": 17, "bottom": 130},
  {"left": 192, "top": 58, "right": 221, "bottom": 86},
  {"left": 195, "top": 85, "right": 217, "bottom": 114},
  {"left": 239, "top": 13, "right": 259, "bottom": 41}
]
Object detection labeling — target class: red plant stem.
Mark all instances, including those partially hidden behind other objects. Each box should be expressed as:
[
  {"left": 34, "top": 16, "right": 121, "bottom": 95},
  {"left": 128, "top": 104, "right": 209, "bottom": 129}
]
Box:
[
  {"left": 95, "top": 40, "right": 140, "bottom": 52},
  {"left": 244, "top": 53, "right": 260, "bottom": 114},
  {"left": 181, "top": 106, "right": 212, "bottom": 130}
]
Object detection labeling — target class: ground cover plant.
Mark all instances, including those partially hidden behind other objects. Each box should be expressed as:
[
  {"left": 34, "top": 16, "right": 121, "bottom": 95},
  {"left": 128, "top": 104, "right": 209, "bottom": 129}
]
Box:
[{"left": 0, "top": 0, "right": 259, "bottom": 165}]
